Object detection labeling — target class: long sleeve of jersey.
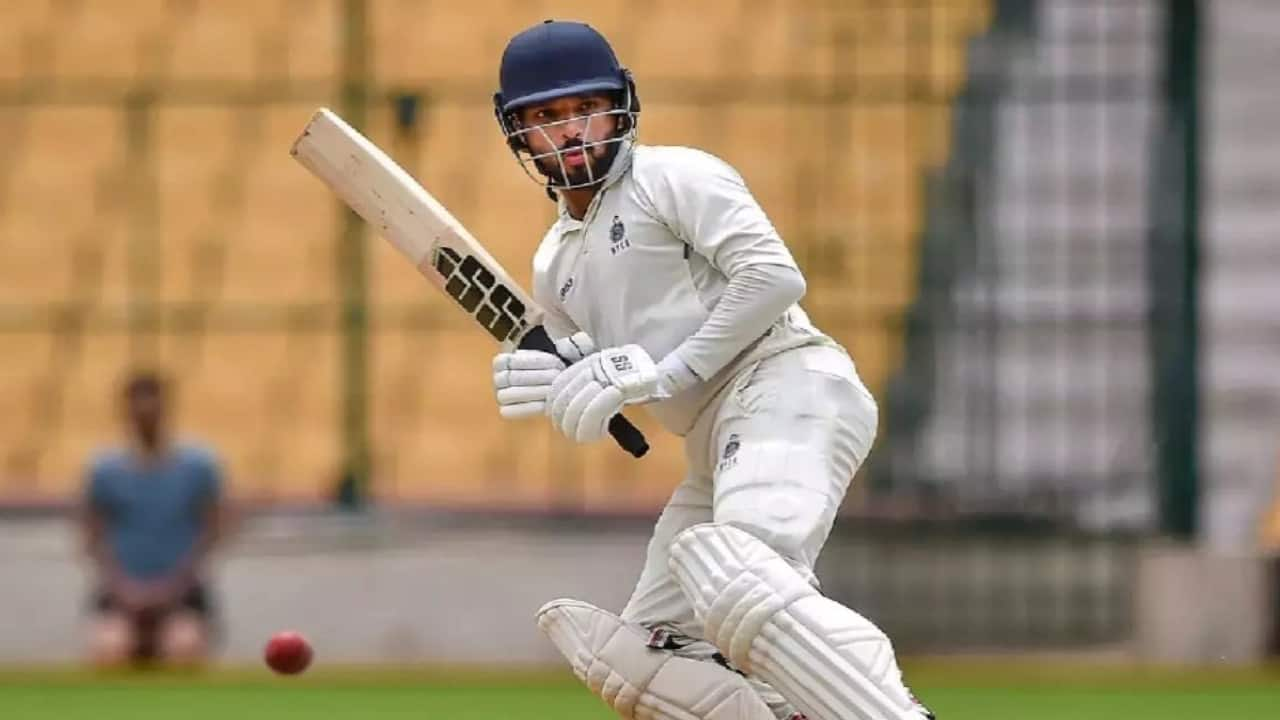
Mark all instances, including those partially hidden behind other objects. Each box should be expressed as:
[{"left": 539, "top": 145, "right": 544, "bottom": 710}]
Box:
[
  {"left": 663, "top": 262, "right": 805, "bottom": 388},
  {"left": 636, "top": 148, "right": 807, "bottom": 385}
]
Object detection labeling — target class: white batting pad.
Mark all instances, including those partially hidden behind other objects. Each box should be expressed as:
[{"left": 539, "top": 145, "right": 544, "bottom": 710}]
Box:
[
  {"left": 668, "top": 524, "right": 921, "bottom": 720},
  {"left": 537, "top": 598, "right": 775, "bottom": 720}
]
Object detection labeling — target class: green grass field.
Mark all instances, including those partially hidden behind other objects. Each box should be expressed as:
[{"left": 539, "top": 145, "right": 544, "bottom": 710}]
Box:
[{"left": 1, "top": 661, "right": 1276, "bottom": 719}]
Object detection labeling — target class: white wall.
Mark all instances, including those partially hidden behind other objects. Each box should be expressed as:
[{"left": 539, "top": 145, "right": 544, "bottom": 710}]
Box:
[
  {"left": 3, "top": 513, "right": 1273, "bottom": 666},
  {"left": 1, "top": 513, "right": 648, "bottom": 665}
]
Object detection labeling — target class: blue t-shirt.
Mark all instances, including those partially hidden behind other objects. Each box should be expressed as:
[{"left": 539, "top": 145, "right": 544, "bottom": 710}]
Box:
[{"left": 86, "top": 443, "right": 223, "bottom": 580}]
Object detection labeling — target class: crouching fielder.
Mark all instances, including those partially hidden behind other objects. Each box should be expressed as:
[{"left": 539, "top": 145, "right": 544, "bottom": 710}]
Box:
[{"left": 488, "top": 19, "right": 934, "bottom": 720}]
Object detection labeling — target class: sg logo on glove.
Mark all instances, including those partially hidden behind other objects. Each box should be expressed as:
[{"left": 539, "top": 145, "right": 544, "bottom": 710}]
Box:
[{"left": 609, "top": 354, "right": 635, "bottom": 373}]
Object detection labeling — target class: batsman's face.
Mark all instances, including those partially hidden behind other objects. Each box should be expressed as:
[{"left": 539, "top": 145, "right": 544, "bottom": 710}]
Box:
[{"left": 516, "top": 93, "right": 620, "bottom": 185}]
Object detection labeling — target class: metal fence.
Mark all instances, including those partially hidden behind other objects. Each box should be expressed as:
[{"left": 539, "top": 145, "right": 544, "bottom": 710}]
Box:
[
  {"left": 873, "top": 0, "right": 1195, "bottom": 535},
  {"left": 819, "top": 0, "right": 1211, "bottom": 649}
]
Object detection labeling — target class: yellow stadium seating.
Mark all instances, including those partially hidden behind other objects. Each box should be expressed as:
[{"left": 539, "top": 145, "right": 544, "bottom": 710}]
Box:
[
  {"left": 625, "top": 0, "right": 742, "bottom": 81},
  {"left": 0, "top": 0, "right": 53, "bottom": 29},
  {"left": 0, "top": 14, "right": 26, "bottom": 83},
  {"left": 154, "top": 106, "right": 238, "bottom": 302},
  {"left": 2, "top": 109, "right": 122, "bottom": 304},
  {"left": 0, "top": 0, "right": 991, "bottom": 505},
  {"left": 225, "top": 106, "right": 337, "bottom": 303},
  {"left": 254, "top": 331, "right": 341, "bottom": 497},
  {"left": 371, "top": 2, "right": 507, "bottom": 83},
  {"left": 165, "top": 330, "right": 341, "bottom": 498},
  {"left": 282, "top": 0, "right": 342, "bottom": 80},
  {"left": 42, "top": 332, "right": 131, "bottom": 493},
  {"left": 716, "top": 0, "right": 792, "bottom": 80},
  {"left": 0, "top": 333, "right": 57, "bottom": 487},
  {"left": 166, "top": 0, "right": 282, "bottom": 81},
  {"left": 48, "top": 0, "right": 169, "bottom": 79}
]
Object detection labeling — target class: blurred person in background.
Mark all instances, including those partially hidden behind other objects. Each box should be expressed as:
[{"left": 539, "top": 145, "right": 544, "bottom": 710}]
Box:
[{"left": 79, "top": 370, "right": 230, "bottom": 668}]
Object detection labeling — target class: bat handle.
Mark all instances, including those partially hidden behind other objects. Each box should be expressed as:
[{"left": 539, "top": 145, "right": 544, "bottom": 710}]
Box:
[{"left": 518, "top": 326, "right": 650, "bottom": 459}]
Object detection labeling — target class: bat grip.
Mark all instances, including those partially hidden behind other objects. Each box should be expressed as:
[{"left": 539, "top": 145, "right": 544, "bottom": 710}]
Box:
[{"left": 518, "top": 326, "right": 650, "bottom": 458}]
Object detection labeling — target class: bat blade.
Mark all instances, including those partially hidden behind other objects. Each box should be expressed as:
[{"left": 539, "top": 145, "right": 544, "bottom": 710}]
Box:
[
  {"left": 290, "top": 107, "right": 649, "bottom": 458},
  {"left": 291, "top": 107, "right": 537, "bottom": 345}
]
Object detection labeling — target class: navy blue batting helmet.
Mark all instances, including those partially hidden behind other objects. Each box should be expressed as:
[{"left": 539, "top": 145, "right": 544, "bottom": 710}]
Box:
[{"left": 494, "top": 20, "right": 637, "bottom": 115}]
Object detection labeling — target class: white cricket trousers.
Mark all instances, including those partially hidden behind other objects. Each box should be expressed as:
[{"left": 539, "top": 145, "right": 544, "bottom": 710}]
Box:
[{"left": 620, "top": 342, "right": 879, "bottom": 637}]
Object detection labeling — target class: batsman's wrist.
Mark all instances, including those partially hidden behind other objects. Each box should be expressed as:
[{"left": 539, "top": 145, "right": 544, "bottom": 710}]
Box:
[{"left": 655, "top": 352, "right": 701, "bottom": 400}]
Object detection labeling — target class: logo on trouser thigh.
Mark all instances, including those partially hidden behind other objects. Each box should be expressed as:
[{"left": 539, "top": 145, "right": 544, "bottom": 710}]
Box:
[{"left": 717, "top": 434, "right": 740, "bottom": 473}]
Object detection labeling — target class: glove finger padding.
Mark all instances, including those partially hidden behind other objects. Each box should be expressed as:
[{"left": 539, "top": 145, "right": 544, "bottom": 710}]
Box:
[
  {"left": 557, "top": 378, "right": 604, "bottom": 438},
  {"left": 576, "top": 385, "right": 625, "bottom": 443},
  {"left": 499, "top": 401, "right": 547, "bottom": 420},
  {"left": 495, "top": 379, "right": 557, "bottom": 418},
  {"left": 493, "top": 350, "right": 563, "bottom": 393},
  {"left": 493, "top": 349, "right": 564, "bottom": 374},
  {"left": 497, "top": 385, "right": 550, "bottom": 406},
  {"left": 561, "top": 380, "right": 620, "bottom": 442},
  {"left": 493, "top": 350, "right": 566, "bottom": 420},
  {"left": 548, "top": 361, "right": 598, "bottom": 423},
  {"left": 496, "top": 368, "right": 562, "bottom": 389}
]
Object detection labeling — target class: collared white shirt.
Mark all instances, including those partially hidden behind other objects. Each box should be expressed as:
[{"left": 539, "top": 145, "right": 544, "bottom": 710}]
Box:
[{"left": 532, "top": 144, "right": 833, "bottom": 435}]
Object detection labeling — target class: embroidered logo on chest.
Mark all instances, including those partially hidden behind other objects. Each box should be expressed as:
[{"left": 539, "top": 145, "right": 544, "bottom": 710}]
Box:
[{"left": 609, "top": 215, "right": 631, "bottom": 256}]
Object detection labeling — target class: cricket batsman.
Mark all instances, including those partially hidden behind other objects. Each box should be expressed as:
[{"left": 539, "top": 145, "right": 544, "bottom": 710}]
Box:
[{"left": 489, "top": 20, "right": 935, "bottom": 720}]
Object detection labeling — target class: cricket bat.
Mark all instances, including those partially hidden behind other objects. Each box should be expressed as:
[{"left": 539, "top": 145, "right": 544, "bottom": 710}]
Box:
[{"left": 291, "top": 107, "right": 649, "bottom": 458}]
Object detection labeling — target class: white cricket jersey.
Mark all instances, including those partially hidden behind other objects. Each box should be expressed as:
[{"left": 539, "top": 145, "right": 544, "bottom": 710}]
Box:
[{"left": 531, "top": 144, "right": 838, "bottom": 436}]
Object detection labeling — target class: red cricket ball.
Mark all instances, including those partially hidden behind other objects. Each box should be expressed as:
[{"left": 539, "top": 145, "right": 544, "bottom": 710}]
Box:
[{"left": 264, "top": 630, "right": 313, "bottom": 675}]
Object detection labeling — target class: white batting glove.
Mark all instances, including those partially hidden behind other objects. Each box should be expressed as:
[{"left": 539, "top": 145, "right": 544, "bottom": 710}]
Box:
[
  {"left": 493, "top": 332, "right": 596, "bottom": 419},
  {"left": 493, "top": 350, "right": 564, "bottom": 419},
  {"left": 546, "top": 345, "right": 659, "bottom": 444}
]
